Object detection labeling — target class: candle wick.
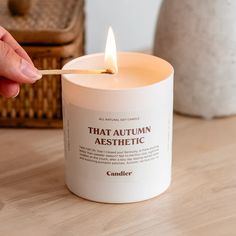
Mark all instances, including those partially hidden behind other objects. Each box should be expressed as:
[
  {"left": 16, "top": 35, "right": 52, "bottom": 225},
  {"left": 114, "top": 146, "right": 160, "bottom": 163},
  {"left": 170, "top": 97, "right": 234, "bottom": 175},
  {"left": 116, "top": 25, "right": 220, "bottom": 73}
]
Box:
[{"left": 103, "top": 69, "right": 115, "bottom": 74}]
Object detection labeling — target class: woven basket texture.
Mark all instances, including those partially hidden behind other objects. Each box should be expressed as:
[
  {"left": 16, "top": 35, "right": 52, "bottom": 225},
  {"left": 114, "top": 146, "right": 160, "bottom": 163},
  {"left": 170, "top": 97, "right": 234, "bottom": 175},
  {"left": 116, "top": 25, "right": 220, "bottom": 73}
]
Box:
[{"left": 0, "top": 0, "right": 85, "bottom": 128}]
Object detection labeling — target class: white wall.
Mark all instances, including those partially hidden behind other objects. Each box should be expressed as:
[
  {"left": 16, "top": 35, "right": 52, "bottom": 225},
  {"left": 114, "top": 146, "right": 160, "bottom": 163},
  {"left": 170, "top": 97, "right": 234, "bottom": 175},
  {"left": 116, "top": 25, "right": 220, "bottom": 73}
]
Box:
[{"left": 85, "top": 0, "right": 162, "bottom": 53}]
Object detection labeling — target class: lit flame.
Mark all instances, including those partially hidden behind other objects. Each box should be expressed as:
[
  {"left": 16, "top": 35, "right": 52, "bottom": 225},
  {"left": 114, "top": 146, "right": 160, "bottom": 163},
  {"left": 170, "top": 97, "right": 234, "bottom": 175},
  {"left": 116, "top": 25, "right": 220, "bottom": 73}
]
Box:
[{"left": 104, "top": 27, "right": 118, "bottom": 74}]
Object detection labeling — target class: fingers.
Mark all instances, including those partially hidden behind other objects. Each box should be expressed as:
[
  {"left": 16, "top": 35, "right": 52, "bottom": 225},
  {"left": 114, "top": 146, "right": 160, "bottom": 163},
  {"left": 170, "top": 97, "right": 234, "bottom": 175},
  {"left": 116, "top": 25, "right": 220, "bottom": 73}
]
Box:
[
  {"left": 0, "top": 26, "right": 33, "bottom": 65},
  {"left": 15, "top": 47, "right": 33, "bottom": 65},
  {"left": 0, "top": 40, "right": 42, "bottom": 84},
  {"left": 0, "top": 77, "right": 20, "bottom": 98},
  {"left": 0, "top": 27, "right": 40, "bottom": 98}
]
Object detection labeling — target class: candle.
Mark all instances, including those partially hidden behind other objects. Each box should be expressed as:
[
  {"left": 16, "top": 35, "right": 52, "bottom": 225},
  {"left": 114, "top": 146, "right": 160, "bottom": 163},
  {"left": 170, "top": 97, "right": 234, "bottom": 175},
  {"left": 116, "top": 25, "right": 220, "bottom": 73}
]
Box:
[{"left": 62, "top": 28, "right": 174, "bottom": 203}]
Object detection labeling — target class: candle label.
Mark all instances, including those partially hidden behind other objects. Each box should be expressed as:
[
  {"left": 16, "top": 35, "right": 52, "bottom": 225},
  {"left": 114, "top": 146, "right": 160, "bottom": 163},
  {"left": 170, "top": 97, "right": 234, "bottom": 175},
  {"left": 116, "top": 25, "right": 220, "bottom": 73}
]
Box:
[{"left": 63, "top": 103, "right": 172, "bottom": 183}]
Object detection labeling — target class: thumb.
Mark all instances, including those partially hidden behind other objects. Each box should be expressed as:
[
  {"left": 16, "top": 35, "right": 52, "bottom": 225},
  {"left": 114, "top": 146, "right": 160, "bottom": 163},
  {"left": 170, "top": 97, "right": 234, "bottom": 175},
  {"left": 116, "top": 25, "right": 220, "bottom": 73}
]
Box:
[{"left": 0, "top": 40, "right": 41, "bottom": 83}]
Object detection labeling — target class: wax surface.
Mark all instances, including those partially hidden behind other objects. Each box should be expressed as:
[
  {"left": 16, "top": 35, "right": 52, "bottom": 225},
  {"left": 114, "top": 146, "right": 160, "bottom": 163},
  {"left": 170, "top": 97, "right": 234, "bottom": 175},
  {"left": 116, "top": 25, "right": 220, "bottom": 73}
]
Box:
[
  {"left": 67, "top": 66, "right": 167, "bottom": 90},
  {"left": 63, "top": 53, "right": 173, "bottom": 90}
]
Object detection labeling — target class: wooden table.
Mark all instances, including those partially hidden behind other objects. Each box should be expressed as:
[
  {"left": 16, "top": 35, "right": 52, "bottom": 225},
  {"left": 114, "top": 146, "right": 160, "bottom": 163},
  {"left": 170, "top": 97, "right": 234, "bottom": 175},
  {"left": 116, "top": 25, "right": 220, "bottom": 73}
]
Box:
[{"left": 0, "top": 114, "right": 236, "bottom": 236}]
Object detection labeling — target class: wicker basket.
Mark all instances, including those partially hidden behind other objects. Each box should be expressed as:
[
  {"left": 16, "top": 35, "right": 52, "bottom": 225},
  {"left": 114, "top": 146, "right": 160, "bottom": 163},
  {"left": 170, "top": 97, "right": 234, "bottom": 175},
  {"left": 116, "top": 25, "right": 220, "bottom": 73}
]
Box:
[{"left": 0, "top": 0, "right": 85, "bottom": 128}]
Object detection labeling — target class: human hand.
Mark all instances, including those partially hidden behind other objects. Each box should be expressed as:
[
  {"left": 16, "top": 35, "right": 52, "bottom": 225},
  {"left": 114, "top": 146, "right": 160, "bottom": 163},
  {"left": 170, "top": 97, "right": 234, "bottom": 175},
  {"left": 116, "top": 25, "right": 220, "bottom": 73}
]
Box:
[{"left": 0, "top": 26, "right": 42, "bottom": 98}]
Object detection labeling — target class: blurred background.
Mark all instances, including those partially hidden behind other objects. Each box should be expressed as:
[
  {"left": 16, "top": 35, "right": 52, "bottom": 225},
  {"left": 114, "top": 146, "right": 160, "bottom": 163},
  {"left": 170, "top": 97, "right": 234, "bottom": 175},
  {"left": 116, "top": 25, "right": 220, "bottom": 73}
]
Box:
[{"left": 86, "top": 0, "right": 162, "bottom": 53}]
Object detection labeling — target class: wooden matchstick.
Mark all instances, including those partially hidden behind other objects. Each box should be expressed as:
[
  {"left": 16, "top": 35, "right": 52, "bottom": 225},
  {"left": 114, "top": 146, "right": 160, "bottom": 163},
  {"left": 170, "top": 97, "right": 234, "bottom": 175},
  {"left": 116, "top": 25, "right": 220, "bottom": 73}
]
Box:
[{"left": 39, "top": 69, "right": 114, "bottom": 75}]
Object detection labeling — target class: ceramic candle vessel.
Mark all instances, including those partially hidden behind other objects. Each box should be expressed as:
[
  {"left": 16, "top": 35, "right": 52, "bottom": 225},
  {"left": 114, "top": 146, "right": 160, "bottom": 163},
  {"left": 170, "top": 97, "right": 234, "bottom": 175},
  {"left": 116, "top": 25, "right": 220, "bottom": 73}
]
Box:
[
  {"left": 62, "top": 52, "right": 174, "bottom": 203},
  {"left": 154, "top": 0, "right": 236, "bottom": 119}
]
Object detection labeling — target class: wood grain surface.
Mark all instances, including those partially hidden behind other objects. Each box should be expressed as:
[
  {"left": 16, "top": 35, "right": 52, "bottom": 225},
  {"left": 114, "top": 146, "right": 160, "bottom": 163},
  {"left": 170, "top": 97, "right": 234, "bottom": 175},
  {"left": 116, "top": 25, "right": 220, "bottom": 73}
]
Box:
[{"left": 0, "top": 114, "right": 236, "bottom": 236}]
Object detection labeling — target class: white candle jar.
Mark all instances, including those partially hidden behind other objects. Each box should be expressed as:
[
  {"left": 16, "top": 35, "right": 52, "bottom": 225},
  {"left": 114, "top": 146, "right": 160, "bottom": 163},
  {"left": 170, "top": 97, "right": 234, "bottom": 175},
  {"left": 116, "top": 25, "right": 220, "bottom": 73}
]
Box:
[{"left": 62, "top": 52, "right": 174, "bottom": 203}]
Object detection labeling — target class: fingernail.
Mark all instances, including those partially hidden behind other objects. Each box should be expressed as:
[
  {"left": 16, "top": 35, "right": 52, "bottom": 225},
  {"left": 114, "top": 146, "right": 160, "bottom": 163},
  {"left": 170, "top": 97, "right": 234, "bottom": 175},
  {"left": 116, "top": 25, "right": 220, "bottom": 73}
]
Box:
[
  {"left": 13, "top": 86, "right": 20, "bottom": 98},
  {"left": 20, "top": 59, "right": 42, "bottom": 81}
]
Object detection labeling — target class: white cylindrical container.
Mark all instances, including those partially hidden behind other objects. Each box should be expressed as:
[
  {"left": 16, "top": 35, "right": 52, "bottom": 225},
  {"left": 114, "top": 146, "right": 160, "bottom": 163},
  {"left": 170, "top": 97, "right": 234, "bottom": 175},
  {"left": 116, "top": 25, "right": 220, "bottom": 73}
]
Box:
[{"left": 62, "top": 52, "right": 174, "bottom": 203}]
